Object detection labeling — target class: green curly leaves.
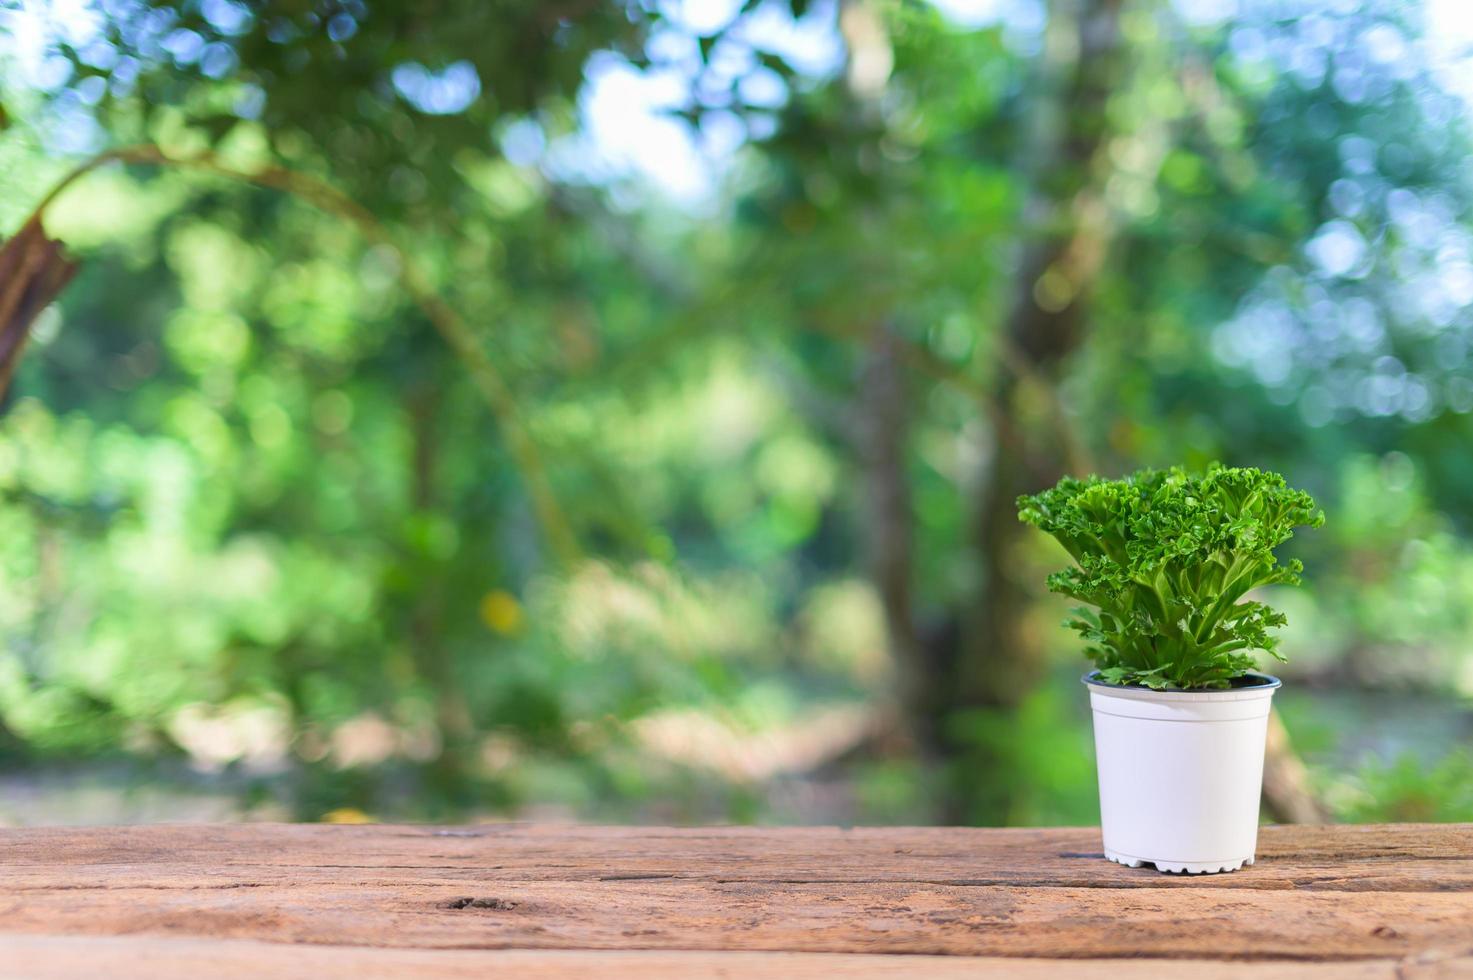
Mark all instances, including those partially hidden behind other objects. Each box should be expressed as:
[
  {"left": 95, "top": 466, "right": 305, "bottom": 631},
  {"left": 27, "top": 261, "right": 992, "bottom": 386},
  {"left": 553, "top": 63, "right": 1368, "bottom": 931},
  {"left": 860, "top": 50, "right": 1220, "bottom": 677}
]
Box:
[{"left": 1019, "top": 464, "right": 1323, "bottom": 690}]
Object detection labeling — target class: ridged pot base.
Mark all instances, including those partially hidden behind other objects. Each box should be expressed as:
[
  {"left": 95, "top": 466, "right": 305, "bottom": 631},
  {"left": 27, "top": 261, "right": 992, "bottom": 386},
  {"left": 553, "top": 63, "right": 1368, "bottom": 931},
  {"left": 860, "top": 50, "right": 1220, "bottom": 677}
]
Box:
[{"left": 1106, "top": 849, "right": 1255, "bottom": 875}]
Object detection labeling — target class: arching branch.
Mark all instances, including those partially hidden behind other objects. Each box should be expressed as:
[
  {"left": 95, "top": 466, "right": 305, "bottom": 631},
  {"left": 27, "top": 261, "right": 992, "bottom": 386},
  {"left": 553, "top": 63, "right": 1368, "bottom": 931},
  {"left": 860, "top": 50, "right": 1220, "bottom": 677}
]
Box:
[{"left": 5, "top": 144, "right": 578, "bottom": 566}]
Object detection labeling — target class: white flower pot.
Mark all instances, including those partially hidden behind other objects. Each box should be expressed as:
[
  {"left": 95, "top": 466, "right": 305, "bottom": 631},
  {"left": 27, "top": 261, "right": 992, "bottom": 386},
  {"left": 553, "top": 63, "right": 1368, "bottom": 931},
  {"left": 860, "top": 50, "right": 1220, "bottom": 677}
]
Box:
[{"left": 1084, "top": 672, "right": 1281, "bottom": 874}]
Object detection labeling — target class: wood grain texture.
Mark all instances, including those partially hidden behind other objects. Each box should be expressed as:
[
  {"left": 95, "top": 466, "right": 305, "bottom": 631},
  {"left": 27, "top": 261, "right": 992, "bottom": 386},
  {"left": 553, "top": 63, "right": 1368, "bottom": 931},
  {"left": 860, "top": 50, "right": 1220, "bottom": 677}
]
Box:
[
  {"left": 4, "top": 937, "right": 1472, "bottom": 980},
  {"left": 1, "top": 824, "right": 1470, "bottom": 977}
]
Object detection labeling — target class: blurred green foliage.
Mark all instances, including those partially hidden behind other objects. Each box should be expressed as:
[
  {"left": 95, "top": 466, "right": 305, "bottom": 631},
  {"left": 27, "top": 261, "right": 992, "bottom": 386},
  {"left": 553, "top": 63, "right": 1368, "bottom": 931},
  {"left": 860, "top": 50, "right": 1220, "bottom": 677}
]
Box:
[
  {"left": 0, "top": 0, "right": 1471, "bottom": 824},
  {"left": 1341, "top": 751, "right": 1473, "bottom": 822}
]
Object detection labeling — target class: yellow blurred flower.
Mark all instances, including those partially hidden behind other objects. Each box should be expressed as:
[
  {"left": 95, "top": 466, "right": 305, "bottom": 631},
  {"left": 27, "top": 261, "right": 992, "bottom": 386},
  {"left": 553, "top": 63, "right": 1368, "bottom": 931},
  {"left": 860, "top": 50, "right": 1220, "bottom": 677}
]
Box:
[
  {"left": 321, "top": 807, "right": 374, "bottom": 825},
  {"left": 479, "top": 589, "right": 523, "bottom": 634}
]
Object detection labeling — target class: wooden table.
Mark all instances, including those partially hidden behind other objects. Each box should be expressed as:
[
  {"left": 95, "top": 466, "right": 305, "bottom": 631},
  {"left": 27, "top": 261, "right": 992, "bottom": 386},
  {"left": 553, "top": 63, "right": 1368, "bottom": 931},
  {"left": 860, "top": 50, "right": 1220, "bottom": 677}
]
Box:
[{"left": 2, "top": 823, "right": 1470, "bottom": 978}]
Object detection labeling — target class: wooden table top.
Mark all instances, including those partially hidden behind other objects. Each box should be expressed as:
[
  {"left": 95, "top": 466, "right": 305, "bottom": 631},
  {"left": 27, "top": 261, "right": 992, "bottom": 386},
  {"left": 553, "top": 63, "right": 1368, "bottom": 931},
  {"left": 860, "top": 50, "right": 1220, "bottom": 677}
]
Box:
[{"left": 1, "top": 823, "right": 1470, "bottom": 978}]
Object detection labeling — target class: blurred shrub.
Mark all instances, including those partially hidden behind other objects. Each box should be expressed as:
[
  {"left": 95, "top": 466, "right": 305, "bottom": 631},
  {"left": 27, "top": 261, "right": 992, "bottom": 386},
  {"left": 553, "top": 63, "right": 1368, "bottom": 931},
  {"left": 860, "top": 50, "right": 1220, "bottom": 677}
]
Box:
[
  {"left": 1338, "top": 750, "right": 1473, "bottom": 823},
  {"left": 1278, "top": 453, "right": 1473, "bottom": 692}
]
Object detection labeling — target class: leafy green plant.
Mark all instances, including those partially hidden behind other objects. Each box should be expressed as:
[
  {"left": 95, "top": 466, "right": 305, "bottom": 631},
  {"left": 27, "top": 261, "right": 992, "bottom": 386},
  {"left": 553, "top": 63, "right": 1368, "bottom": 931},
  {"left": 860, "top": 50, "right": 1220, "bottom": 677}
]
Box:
[{"left": 1018, "top": 465, "right": 1323, "bottom": 690}]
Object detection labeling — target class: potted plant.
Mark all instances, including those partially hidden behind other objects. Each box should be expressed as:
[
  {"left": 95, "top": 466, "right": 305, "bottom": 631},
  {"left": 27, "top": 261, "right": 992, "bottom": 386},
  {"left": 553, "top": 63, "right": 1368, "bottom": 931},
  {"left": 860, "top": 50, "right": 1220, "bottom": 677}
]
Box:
[{"left": 1018, "top": 464, "right": 1323, "bottom": 874}]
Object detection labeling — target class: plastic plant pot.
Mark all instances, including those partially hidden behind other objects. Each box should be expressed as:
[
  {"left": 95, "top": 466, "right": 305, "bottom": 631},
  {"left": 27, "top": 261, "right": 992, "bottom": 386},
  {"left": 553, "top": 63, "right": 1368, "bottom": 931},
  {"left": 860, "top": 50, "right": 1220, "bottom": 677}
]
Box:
[{"left": 1084, "top": 671, "right": 1281, "bottom": 874}]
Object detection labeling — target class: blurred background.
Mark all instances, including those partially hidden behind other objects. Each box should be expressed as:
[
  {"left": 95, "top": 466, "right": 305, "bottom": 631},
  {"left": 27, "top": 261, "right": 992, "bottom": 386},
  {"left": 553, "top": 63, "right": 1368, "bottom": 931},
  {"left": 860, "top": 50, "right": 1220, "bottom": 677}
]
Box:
[{"left": 0, "top": 0, "right": 1470, "bottom": 827}]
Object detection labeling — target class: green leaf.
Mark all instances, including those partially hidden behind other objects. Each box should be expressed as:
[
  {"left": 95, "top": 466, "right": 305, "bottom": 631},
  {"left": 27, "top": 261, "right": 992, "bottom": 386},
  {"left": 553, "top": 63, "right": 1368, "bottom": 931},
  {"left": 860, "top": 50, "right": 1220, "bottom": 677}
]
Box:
[{"left": 1018, "top": 464, "right": 1322, "bottom": 690}]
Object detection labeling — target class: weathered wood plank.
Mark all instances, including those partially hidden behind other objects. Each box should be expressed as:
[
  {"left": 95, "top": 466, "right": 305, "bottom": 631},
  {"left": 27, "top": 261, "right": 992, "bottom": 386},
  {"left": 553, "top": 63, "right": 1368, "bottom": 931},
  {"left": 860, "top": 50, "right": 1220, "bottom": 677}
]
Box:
[
  {"left": 6, "top": 823, "right": 1469, "bottom": 890},
  {"left": 5, "top": 936, "right": 1468, "bottom": 980},
  {"left": 1, "top": 824, "right": 1469, "bottom": 966}
]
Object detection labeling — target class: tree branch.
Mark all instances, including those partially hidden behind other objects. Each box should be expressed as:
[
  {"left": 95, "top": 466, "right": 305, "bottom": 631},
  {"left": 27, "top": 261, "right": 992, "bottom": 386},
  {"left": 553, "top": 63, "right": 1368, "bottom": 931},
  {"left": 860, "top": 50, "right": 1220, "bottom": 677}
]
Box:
[{"left": 11, "top": 144, "right": 579, "bottom": 567}]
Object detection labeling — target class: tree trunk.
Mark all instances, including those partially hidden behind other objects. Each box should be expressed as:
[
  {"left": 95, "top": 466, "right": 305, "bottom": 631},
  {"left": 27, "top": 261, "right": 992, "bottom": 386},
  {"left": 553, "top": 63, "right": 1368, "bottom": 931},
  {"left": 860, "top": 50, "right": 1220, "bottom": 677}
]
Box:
[
  {"left": 913, "top": 0, "right": 1325, "bottom": 827},
  {"left": 405, "top": 371, "right": 476, "bottom": 802},
  {"left": 856, "top": 325, "right": 929, "bottom": 747},
  {"left": 921, "top": 0, "right": 1127, "bottom": 823},
  {"left": 1262, "top": 708, "right": 1329, "bottom": 824},
  {"left": 964, "top": 0, "right": 1123, "bottom": 699}
]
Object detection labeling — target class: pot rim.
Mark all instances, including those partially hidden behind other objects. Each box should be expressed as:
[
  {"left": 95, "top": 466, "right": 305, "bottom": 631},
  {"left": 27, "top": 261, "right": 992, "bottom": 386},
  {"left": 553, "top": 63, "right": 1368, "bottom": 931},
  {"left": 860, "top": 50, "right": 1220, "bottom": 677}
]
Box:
[{"left": 1082, "top": 670, "right": 1281, "bottom": 695}]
